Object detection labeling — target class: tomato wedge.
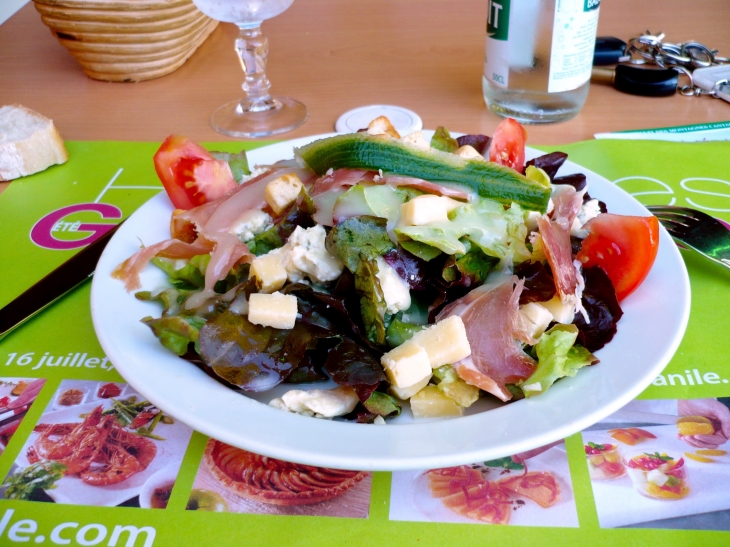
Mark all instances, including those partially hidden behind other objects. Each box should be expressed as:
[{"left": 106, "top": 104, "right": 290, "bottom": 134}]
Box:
[
  {"left": 577, "top": 214, "right": 659, "bottom": 301},
  {"left": 489, "top": 118, "right": 527, "bottom": 172},
  {"left": 153, "top": 135, "right": 236, "bottom": 210}
]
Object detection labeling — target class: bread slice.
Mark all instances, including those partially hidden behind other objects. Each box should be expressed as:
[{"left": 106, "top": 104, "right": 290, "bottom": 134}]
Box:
[{"left": 0, "top": 104, "right": 68, "bottom": 181}]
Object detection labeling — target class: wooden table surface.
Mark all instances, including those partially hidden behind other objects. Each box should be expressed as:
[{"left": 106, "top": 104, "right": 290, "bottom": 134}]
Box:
[{"left": 1, "top": 0, "right": 729, "bottom": 195}]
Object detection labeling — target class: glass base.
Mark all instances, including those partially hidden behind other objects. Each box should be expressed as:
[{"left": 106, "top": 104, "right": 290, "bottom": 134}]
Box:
[{"left": 210, "top": 97, "right": 308, "bottom": 138}]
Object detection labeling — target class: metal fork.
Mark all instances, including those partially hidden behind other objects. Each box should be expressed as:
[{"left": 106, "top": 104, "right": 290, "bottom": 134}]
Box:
[{"left": 647, "top": 205, "right": 730, "bottom": 270}]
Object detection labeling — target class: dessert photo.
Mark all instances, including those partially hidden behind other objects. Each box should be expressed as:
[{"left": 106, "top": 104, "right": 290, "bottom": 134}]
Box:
[{"left": 583, "top": 397, "right": 730, "bottom": 529}]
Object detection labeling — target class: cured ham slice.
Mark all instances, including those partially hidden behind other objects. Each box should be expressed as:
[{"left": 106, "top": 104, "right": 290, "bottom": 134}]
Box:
[
  {"left": 113, "top": 232, "right": 251, "bottom": 293},
  {"left": 202, "top": 166, "right": 314, "bottom": 233},
  {"left": 498, "top": 471, "right": 560, "bottom": 508},
  {"left": 310, "top": 168, "right": 377, "bottom": 196},
  {"left": 170, "top": 166, "right": 316, "bottom": 240},
  {"left": 550, "top": 185, "right": 585, "bottom": 231},
  {"left": 381, "top": 175, "right": 472, "bottom": 200},
  {"left": 437, "top": 276, "right": 536, "bottom": 402},
  {"left": 536, "top": 215, "right": 577, "bottom": 298}
]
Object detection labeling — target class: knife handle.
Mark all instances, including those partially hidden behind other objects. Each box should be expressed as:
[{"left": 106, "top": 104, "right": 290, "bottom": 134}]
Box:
[{"left": 0, "top": 222, "right": 122, "bottom": 340}]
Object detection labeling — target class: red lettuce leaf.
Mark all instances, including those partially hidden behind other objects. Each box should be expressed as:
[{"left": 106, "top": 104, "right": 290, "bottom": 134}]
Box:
[
  {"left": 573, "top": 266, "right": 624, "bottom": 351},
  {"left": 514, "top": 261, "right": 557, "bottom": 305},
  {"left": 323, "top": 337, "right": 386, "bottom": 402},
  {"left": 525, "top": 152, "right": 568, "bottom": 179}
]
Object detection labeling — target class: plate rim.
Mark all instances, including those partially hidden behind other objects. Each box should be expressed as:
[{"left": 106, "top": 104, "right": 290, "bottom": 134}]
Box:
[{"left": 90, "top": 133, "right": 691, "bottom": 471}]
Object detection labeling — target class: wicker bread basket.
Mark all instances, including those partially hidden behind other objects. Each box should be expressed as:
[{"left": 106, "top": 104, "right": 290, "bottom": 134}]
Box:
[{"left": 33, "top": 0, "right": 218, "bottom": 82}]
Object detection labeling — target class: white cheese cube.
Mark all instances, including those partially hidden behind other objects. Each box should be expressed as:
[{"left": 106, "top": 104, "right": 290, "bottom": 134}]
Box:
[
  {"left": 250, "top": 252, "right": 287, "bottom": 293},
  {"left": 229, "top": 209, "right": 273, "bottom": 241},
  {"left": 454, "top": 145, "right": 485, "bottom": 160},
  {"left": 401, "top": 131, "right": 430, "bottom": 150},
  {"left": 541, "top": 295, "right": 575, "bottom": 324},
  {"left": 366, "top": 116, "right": 401, "bottom": 138},
  {"left": 409, "top": 316, "right": 471, "bottom": 369},
  {"left": 373, "top": 416, "right": 386, "bottom": 425},
  {"left": 247, "top": 292, "right": 298, "bottom": 329},
  {"left": 265, "top": 173, "right": 303, "bottom": 215},
  {"left": 519, "top": 302, "right": 554, "bottom": 339},
  {"left": 388, "top": 374, "right": 431, "bottom": 400},
  {"left": 399, "top": 195, "right": 463, "bottom": 226},
  {"left": 375, "top": 256, "right": 411, "bottom": 315},
  {"left": 381, "top": 340, "right": 432, "bottom": 389}
]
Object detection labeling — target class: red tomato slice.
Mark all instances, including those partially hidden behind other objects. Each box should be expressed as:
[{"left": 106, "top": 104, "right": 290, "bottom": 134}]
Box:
[
  {"left": 153, "top": 135, "right": 236, "bottom": 210},
  {"left": 577, "top": 214, "right": 659, "bottom": 301},
  {"left": 489, "top": 118, "right": 527, "bottom": 172}
]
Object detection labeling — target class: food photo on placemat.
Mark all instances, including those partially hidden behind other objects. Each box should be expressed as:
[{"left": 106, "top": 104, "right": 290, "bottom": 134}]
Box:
[
  {"left": 581, "top": 397, "right": 730, "bottom": 530},
  {"left": 389, "top": 441, "right": 578, "bottom": 527},
  {"left": 188, "top": 439, "right": 372, "bottom": 518},
  {"left": 0, "top": 377, "right": 46, "bottom": 455},
  {"left": 0, "top": 379, "right": 194, "bottom": 507}
]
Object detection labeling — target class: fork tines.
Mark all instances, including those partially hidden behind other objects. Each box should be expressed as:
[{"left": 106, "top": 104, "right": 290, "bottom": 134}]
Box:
[{"left": 646, "top": 205, "right": 704, "bottom": 229}]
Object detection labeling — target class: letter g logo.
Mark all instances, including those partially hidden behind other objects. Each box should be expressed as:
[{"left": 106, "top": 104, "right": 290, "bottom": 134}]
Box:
[{"left": 30, "top": 203, "right": 122, "bottom": 250}]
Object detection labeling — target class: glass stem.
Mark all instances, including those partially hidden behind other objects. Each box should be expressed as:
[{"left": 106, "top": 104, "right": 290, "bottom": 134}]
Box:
[{"left": 235, "top": 24, "right": 278, "bottom": 113}]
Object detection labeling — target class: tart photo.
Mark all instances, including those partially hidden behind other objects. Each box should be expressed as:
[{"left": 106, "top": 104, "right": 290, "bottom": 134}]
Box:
[{"left": 189, "top": 439, "right": 372, "bottom": 518}]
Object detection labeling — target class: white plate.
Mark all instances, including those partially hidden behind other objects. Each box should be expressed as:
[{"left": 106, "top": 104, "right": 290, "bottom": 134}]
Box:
[{"left": 91, "top": 133, "right": 690, "bottom": 471}]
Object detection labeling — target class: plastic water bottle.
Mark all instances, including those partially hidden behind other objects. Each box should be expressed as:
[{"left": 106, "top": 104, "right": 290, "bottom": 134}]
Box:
[{"left": 483, "top": 0, "right": 601, "bottom": 123}]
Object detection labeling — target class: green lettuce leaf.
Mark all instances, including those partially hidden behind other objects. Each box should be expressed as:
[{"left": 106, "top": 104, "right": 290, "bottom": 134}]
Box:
[
  {"left": 142, "top": 315, "right": 207, "bottom": 356},
  {"left": 430, "top": 126, "right": 458, "bottom": 153},
  {"left": 210, "top": 150, "right": 251, "bottom": 182},
  {"left": 442, "top": 242, "right": 499, "bottom": 287},
  {"left": 151, "top": 255, "right": 209, "bottom": 290},
  {"left": 327, "top": 216, "right": 396, "bottom": 346},
  {"left": 520, "top": 324, "right": 598, "bottom": 398},
  {"left": 395, "top": 199, "right": 528, "bottom": 263},
  {"left": 363, "top": 391, "right": 402, "bottom": 417},
  {"left": 385, "top": 318, "right": 426, "bottom": 348}
]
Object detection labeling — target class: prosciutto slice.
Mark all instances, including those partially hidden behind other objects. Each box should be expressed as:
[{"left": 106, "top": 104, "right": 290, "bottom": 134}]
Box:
[
  {"left": 381, "top": 175, "right": 472, "bottom": 200},
  {"left": 310, "top": 169, "right": 377, "bottom": 196},
  {"left": 169, "top": 166, "right": 316, "bottom": 239},
  {"left": 113, "top": 232, "right": 252, "bottom": 293},
  {"left": 550, "top": 186, "right": 585, "bottom": 232},
  {"left": 536, "top": 216, "right": 577, "bottom": 298},
  {"left": 437, "top": 276, "right": 536, "bottom": 401},
  {"left": 203, "top": 167, "right": 315, "bottom": 233}
]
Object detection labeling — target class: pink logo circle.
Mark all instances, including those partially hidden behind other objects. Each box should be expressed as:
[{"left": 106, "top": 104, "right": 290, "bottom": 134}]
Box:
[{"left": 30, "top": 203, "right": 122, "bottom": 250}]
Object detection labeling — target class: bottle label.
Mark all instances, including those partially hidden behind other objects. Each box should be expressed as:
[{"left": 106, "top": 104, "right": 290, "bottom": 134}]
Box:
[
  {"left": 484, "top": 0, "right": 511, "bottom": 89},
  {"left": 548, "top": 0, "right": 600, "bottom": 93},
  {"left": 484, "top": 0, "right": 600, "bottom": 94}
]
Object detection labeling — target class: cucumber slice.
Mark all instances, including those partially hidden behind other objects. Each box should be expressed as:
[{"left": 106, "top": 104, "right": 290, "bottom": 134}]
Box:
[{"left": 296, "top": 133, "right": 550, "bottom": 212}]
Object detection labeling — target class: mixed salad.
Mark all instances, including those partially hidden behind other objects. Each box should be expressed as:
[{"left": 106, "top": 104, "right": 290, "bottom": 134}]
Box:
[{"left": 113, "top": 117, "right": 659, "bottom": 423}]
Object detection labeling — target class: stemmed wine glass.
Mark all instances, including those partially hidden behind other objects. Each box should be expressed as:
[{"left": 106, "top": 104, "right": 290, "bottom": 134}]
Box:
[{"left": 192, "top": 0, "right": 308, "bottom": 138}]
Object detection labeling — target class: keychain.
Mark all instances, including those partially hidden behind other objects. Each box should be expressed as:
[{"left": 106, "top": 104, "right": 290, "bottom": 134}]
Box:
[{"left": 591, "top": 32, "right": 730, "bottom": 102}]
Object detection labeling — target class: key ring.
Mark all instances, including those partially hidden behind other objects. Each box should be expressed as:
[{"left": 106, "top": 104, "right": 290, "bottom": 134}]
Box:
[{"left": 625, "top": 32, "right": 728, "bottom": 98}]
